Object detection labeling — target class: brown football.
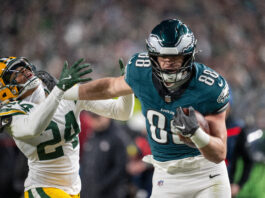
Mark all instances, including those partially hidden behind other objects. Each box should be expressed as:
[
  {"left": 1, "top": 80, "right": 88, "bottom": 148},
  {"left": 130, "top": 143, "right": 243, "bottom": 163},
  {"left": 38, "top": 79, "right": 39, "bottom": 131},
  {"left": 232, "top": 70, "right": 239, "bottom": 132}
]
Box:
[{"left": 178, "top": 108, "right": 210, "bottom": 148}]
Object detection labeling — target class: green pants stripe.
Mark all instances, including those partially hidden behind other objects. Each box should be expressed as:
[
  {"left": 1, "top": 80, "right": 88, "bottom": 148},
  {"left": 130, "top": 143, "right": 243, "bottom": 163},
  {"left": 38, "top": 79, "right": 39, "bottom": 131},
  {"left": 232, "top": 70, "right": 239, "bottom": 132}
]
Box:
[{"left": 36, "top": 188, "right": 51, "bottom": 198}]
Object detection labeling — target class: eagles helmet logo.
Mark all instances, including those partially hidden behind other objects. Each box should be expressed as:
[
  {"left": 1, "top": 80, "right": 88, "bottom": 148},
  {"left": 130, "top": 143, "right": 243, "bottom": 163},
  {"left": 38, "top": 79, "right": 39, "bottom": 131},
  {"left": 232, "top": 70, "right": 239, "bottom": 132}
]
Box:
[{"left": 145, "top": 19, "right": 197, "bottom": 91}]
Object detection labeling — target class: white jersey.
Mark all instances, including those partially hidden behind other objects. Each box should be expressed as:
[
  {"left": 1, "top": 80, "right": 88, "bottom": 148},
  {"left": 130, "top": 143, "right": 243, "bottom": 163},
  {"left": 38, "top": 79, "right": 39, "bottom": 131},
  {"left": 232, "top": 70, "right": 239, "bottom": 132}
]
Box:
[
  {"left": 1, "top": 85, "right": 134, "bottom": 195},
  {"left": 6, "top": 99, "right": 81, "bottom": 194}
]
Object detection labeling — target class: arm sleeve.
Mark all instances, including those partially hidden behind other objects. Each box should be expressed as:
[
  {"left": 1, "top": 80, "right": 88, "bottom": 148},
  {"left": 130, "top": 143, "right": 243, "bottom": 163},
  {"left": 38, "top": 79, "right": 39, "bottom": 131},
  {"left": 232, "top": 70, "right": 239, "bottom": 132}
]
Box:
[
  {"left": 77, "top": 94, "right": 134, "bottom": 121},
  {"left": 8, "top": 86, "right": 64, "bottom": 139}
]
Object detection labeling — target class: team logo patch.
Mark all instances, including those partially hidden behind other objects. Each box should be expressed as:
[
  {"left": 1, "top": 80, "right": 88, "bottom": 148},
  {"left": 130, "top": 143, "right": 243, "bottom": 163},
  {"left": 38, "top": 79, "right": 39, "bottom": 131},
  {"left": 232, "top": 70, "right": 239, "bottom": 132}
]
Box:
[
  {"left": 217, "top": 82, "right": 229, "bottom": 103},
  {"left": 157, "top": 180, "right": 164, "bottom": 187}
]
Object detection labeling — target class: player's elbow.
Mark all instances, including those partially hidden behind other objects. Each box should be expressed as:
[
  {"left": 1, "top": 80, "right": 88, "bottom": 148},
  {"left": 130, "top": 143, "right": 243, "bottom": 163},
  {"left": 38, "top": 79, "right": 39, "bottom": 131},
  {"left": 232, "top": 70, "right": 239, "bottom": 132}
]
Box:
[
  {"left": 209, "top": 151, "right": 226, "bottom": 164},
  {"left": 12, "top": 128, "right": 39, "bottom": 140},
  {"left": 114, "top": 94, "right": 134, "bottom": 121},
  {"left": 113, "top": 109, "right": 133, "bottom": 121},
  {"left": 214, "top": 153, "right": 226, "bottom": 164}
]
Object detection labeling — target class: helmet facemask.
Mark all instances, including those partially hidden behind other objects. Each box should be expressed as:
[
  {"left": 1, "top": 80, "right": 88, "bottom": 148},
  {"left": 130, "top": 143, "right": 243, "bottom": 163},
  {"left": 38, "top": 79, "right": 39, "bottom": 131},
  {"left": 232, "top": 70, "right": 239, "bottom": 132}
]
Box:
[
  {"left": 150, "top": 52, "right": 195, "bottom": 90},
  {"left": 0, "top": 57, "right": 41, "bottom": 103},
  {"left": 146, "top": 19, "right": 197, "bottom": 92}
]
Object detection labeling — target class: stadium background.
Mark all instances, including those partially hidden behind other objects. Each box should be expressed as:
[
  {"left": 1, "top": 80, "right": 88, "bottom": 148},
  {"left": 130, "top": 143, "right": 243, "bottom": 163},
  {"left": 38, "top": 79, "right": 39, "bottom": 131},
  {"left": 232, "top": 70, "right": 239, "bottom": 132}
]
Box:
[{"left": 0, "top": 0, "right": 265, "bottom": 197}]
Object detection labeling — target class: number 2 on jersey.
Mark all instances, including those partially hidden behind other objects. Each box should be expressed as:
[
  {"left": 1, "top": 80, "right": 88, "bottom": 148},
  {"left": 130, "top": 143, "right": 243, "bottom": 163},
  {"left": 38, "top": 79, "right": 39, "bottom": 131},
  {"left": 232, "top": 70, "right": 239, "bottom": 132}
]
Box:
[{"left": 37, "top": 111, "right": 80, "bottom": 161}]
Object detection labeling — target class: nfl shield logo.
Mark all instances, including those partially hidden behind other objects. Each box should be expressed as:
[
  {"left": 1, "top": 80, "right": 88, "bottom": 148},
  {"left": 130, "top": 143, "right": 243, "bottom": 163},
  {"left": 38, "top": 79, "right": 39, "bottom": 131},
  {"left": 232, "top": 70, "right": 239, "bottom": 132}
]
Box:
[
  {"left": 165, "top": 95, "right": 171, "bottom": 103},
  {"left": 157, "top": 180, "right": 164, "bottom": 187}
]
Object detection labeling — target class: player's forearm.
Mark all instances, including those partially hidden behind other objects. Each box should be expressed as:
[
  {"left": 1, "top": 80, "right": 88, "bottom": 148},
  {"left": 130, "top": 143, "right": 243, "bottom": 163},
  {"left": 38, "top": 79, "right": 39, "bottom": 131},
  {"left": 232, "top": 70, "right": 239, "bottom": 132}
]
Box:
[
  {"left": 78, "top": 77, "right": 118, "bottom": 100},
  {"left": 199, "top": 136, "right": 227, "bottom": 163},
  {"left": 10, "top": 86, "right": 64, "bottom": 139},
  {"left": 79, "top": 76, "right": 132, "bottom": 100}
]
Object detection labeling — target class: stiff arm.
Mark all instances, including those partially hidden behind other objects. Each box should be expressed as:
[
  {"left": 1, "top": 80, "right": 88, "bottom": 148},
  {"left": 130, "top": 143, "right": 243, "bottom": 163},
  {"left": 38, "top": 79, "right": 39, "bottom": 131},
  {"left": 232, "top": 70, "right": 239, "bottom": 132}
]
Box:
[{"left": 79, "top": 76, "right": 133, "bottom": 100}]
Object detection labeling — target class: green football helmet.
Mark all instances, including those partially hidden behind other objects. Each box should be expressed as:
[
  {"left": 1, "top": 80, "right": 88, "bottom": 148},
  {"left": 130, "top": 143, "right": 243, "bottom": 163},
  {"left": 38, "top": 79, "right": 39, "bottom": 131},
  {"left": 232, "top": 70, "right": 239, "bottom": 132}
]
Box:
[{"left": 146, "top": 19, "right": 197, "bottom": 90}]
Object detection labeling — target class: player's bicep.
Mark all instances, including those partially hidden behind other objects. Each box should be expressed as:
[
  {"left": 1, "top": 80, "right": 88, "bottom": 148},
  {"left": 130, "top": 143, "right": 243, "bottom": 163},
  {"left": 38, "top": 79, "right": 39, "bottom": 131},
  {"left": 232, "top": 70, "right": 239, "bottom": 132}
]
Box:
[
  {"left": 112, "top": 76, "right": 133, "bottom": 96},
  {"left": 9, "top": 113, "right": 49, "bottom": 139},
  {"left": 7, "top": 115, "right": 31, "bottom": 139}
]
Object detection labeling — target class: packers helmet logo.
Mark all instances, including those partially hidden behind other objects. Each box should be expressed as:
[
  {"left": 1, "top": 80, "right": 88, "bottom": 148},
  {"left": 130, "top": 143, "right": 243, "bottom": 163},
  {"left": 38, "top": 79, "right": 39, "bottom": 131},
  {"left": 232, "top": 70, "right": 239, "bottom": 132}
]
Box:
[
  {"left": 0, "top": 57, "right": 24, "bottom": 103},
  {"left": 0, "top": 57, "right": 16, "bottom": 76}
]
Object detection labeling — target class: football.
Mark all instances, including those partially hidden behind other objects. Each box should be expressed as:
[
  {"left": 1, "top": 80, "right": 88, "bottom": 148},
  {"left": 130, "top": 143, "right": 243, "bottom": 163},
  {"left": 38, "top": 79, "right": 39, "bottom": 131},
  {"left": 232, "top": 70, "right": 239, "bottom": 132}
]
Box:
[{"left": 178, "top": 108, "right": 210, "bottom": 148}]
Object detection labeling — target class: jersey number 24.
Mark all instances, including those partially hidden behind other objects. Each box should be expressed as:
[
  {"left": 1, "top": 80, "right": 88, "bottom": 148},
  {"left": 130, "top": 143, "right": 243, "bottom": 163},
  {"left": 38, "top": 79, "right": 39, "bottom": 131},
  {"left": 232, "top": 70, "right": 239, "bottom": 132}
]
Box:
[{"left": 37, "top": 111, "right": 80, "bottom": 161}]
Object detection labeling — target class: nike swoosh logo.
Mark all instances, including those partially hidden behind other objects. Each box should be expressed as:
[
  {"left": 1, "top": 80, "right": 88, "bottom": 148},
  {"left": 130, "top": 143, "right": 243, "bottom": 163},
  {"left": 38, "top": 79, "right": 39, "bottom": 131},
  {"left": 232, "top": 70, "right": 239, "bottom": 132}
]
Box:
[
  {"left": 218, "top": 80, "right": 223, "bottom": 87},
  {"left": 62, "top": 75, "right": 72, "bottom": 80},
  {"left": 175, "top": 124, "right": 185, "bottom": 130},
  {"left": 209, "top": 174, "right": 220, "bottom": 179}
]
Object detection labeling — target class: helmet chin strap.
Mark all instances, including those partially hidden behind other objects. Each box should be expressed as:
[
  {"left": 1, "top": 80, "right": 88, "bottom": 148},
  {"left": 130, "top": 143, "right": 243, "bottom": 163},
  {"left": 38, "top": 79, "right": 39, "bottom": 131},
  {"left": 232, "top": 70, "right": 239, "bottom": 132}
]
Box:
[
  {"left": 161, "top": 70, "right": 189, "bottom": 83},
  {"left": 24, "top": 82, "right": 46, "bottom": 104},
  {"left": 161, "top": 70, "right": 191, "bottom": 92},
  {"left": 17, "top": 77, "right": 41, "bottom": 99},
  {"left": 150, "top": 55, "right": 193, "bottom": 92}
]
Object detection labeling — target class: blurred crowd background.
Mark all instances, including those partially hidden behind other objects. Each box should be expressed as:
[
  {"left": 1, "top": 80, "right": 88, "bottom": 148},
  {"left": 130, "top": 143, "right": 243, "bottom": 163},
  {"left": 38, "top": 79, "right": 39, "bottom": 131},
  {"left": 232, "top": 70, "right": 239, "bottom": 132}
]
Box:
[
  {"left": 1, "top": 0, "right": 265, "bottom": 123},
  {"left": 0, "top": 0, "right": 265, "bottom": 198}
]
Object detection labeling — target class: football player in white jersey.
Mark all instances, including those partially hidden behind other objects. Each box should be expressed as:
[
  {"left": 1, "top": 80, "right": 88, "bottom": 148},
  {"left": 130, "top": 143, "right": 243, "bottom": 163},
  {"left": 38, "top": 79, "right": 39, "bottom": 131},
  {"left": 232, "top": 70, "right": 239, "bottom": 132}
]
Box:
[{"left": 0, "top": 57, "right": 134, "bottom": 198}]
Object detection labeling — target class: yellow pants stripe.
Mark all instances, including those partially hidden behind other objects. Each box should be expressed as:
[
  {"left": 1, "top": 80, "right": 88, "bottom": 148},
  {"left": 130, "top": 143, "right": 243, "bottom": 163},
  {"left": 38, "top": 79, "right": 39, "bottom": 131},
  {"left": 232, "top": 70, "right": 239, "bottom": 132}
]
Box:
[{"left": 25, "top": 187, "right": 80, "bottom": 198}]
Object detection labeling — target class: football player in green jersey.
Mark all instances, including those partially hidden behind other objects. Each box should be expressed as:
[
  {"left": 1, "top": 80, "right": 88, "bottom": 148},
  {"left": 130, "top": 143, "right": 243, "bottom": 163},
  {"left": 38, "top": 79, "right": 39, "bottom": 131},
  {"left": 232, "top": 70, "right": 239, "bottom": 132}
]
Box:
[
  {"left": 67, "top": 19, "right": 231, "bottom": 197},
  {"left": 0, "top": 57, "right": 134, "bottom": 198}
]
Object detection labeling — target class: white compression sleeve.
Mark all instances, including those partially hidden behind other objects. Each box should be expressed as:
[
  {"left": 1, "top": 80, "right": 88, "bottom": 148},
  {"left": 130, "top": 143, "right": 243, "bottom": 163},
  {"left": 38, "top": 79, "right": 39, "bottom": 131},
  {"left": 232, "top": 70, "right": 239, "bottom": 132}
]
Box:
[
  {"left": 63, "top": 84, "right": 79, "bottom": 100},
  {"left": 10, "top": 86, "right": 64, "bottom": 139},
  {"left": 77, "top": 94, "right": 135, "bottom": 121}
]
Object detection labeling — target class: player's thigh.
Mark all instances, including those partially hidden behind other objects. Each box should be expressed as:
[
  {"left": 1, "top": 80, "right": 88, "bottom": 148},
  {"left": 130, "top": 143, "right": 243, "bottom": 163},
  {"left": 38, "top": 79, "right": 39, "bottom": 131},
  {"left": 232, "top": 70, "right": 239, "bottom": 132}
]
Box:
[
  {"left": 24, "top": 187, "right": 80, "bottom": 198},
  {"left": 196, "top": 177, "right": 231, "bottom": 198},
  {"left": 196, "top": 163, "right": 231, "bottom": 198},
  {"left": 151, "top": 160, "right": 231, "bottom": 198},
  {"left": 150, "top": 168, "right": 189, "bottom": 198}
]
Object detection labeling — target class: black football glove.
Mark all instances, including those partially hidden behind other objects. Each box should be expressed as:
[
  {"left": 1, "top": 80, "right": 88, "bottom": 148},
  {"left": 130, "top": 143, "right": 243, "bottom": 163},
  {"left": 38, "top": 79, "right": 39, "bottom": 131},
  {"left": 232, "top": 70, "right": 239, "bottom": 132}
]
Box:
[
  {"left": 172, "top": 106, "right": 199, "bottom": 137},
  {"left": 57, "top": 58, "right": 92, "bottom": 91}
]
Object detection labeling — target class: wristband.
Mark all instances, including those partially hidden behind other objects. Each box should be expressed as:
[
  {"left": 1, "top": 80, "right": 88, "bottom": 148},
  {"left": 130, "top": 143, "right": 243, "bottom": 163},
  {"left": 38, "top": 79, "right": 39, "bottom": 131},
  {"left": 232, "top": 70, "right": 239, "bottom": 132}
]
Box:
[
  {"left": 190, "top": 127, "right": 210, "bottom": 148},
  {"left": 62, "top": 84, "right": 80, "bottom": 100}
]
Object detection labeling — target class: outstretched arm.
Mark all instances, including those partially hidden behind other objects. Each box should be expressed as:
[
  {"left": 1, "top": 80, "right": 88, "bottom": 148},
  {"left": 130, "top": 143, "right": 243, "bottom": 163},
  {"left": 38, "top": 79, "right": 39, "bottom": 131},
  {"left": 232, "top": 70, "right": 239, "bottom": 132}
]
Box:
[
  {"left": 64, "top": 58, "right": 133, "bottom": 100},
  {"left": 79, "top": 76, "right": 133, "bottom": 100},
  {"left": 63, "top": 60, "right": 135, "bottom": 120},
  {"left": 77, "top": 94, "right": 135, "bottom": 121},
  {"left": 8, "top": 59, "right": 93, "bottom": 139},
  {"left": 63, "top": 59, "right": 135, "bottom": 120},
  {"left": 10, "top": 86, "right": 64, "bottom": 139}
]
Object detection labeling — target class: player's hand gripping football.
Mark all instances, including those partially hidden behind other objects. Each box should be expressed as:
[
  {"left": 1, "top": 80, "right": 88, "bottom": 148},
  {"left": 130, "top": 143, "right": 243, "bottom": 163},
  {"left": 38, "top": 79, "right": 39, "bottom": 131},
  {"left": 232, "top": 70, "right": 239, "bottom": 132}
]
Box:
[
  {"left": 172, "top": 106, "right": 199, "bottom": 137},
  {"left": 57, "top": 58, "right": 92, "bottom": 91}
]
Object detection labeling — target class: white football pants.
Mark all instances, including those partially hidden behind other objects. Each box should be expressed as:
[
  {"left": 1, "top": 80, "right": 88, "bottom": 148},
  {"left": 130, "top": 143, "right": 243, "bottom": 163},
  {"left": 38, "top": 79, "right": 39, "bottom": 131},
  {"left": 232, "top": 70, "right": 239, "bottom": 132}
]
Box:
[{"left": 144, "top": 155, "right": 231, "bottom": 198}]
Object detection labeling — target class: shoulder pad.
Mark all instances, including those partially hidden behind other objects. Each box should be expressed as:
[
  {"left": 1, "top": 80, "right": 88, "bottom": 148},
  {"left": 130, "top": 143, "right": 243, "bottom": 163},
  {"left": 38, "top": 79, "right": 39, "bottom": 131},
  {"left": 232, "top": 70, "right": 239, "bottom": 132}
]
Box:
[
  {"left": 126, "top": 52, "right": 151, "bottom": 68},
  {"left": 193, "top": 63, "right": 230, "bottom": 114},
  {"left": 0, "top": 101, "right": 27, "bottom": 117}
]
